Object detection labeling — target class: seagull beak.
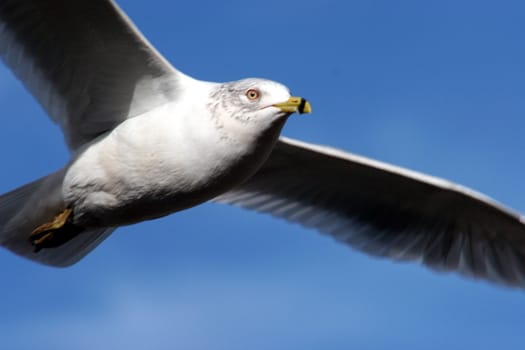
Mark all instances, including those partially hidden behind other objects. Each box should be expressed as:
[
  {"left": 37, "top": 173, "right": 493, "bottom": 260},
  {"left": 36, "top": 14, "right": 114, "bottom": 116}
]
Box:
[{"left": 273, "top": 97, "right": 312, "bottom": 114}]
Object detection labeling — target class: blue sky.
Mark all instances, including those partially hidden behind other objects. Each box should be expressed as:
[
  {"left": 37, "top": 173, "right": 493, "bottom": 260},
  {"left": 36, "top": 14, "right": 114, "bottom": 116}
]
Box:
[{"left": 1, "top": 0, "right": 525, "bottom": 349}]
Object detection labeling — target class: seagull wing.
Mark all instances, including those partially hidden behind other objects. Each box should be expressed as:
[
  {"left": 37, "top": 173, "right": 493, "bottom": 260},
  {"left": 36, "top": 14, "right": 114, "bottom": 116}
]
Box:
[
  {"left": 216, "top": 137, "right": 525, "bottom": 289},
  {"left": 0, "top": 0, "right": 179, "bottom": 150}
]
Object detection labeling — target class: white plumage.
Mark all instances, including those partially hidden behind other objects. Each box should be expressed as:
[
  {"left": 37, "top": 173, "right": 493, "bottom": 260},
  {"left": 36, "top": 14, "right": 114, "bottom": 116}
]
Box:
[{"left": 1, "top": 0, "right": 525, "bottom": 290}]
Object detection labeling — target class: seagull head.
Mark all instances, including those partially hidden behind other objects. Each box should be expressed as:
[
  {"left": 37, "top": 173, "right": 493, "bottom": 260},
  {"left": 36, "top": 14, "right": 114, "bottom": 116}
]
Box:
[{"left": 208, "top": 78, "right": 311, "bottom": 130}]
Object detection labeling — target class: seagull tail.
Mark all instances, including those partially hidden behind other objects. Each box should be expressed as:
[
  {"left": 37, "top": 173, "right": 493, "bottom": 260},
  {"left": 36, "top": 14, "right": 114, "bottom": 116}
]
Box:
[{"left": 0, "top": 171, "right": 115, "bottom": 267}]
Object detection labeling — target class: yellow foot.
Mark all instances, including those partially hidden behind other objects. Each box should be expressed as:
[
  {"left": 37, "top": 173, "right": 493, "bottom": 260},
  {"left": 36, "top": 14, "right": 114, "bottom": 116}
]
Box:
[
  {"left": 32, "top": 209, "right": 72, "bottom": 236},
  {"left": 30, "top": 209, "right": 83, "bottom": 252}
]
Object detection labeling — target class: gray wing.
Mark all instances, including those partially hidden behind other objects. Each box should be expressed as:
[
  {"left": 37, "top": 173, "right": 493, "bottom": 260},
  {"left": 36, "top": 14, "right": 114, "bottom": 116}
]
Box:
[
  {"left": 216, "top": 137, "right": 525, "bottom": 289},
  {"left": 0, "top": 0, "right": 179, "bottom": 150}
]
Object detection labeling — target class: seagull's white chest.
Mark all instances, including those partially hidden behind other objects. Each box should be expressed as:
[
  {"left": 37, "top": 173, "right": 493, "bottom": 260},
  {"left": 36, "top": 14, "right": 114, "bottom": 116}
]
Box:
[{"left": 62, "top": 102, "right": 283, "bottom": 227}]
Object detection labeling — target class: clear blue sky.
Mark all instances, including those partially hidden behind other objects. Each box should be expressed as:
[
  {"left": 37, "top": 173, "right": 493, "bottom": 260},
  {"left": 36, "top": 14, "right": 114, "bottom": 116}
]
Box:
[{"left": 1, "top": 0, "right": 525, "bottom": 349}]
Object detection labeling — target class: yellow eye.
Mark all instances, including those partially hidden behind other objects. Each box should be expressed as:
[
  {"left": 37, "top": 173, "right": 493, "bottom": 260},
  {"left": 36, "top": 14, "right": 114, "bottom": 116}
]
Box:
[{"left": 246, "top": 89, "right": 260, "bottom": 100}]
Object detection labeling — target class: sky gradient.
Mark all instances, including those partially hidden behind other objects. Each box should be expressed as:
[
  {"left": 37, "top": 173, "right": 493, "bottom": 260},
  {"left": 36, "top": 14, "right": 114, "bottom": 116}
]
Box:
[{"left": 1, "top": 0, "right": 525, "bottom": 349}]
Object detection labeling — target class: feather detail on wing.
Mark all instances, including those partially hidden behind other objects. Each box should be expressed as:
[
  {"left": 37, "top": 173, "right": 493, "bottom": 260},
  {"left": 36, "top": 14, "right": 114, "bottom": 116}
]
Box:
[
  {"left": 0, "top": 0, "right": 180, "bottom": 150},
  {"left": 216, "top": 137, "right": 525, "bottom": 288}
]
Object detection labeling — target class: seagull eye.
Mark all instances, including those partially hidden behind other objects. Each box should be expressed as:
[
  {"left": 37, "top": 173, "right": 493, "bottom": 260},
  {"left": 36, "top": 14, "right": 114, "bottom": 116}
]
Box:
[{"left": 245, "top": 89, "right": 260, "bottom": 101}]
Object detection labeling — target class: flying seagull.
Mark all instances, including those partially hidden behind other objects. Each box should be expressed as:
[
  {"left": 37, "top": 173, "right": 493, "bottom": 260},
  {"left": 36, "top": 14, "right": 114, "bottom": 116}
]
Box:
[{"left": 1, "top": 0, "right": 525, "bottom": 290}]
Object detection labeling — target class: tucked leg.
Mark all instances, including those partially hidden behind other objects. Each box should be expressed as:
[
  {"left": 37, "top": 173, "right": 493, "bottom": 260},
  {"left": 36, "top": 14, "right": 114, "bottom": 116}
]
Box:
[{"left": 30, "top": 209, "right": 84, "bottom": 252}]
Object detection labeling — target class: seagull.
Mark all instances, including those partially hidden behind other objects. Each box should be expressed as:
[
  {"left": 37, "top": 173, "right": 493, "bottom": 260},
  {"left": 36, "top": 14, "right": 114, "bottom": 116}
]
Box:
[{"left": 1, "top": 0, "right": 524, "bottom": 290}]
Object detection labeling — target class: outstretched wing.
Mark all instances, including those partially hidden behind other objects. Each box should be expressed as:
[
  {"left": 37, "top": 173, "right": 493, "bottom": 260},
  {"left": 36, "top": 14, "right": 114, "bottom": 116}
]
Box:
[
  {"left": 216, "top": 137, "right": 525, "bottom": 289},
  {"left": 0, "top": 0, "right": 179, "bottom": 150}
]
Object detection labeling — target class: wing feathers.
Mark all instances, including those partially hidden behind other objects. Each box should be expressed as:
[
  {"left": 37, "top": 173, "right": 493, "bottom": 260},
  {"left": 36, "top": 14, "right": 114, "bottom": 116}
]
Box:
[
  {"left": 216, "top": 137, "right": 525, "bottom": 288},
  {"left": 0, "top": 0, "right": 179, "bottom": 149}
]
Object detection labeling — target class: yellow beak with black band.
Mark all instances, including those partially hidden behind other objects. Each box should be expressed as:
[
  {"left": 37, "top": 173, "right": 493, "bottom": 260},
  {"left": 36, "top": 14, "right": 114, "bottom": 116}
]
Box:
[{"left": 273, "top": 96, "right": 312, "bottom": 114}]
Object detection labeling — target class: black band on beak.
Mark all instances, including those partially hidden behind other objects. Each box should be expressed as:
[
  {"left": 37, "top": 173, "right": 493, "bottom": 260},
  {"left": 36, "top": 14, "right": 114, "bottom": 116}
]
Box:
[{"left": 298, "top": 98, "right": 308, "bottom": 114}]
